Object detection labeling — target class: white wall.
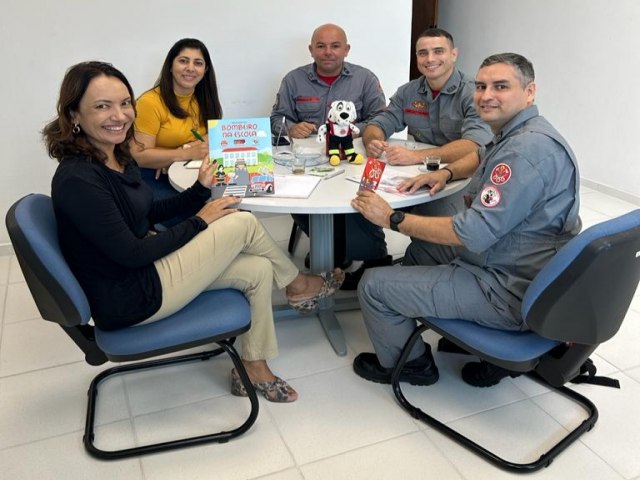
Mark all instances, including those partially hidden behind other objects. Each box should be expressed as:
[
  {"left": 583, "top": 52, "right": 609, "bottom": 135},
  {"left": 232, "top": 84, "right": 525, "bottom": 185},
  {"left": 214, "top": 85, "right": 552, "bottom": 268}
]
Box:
[
  {"left": 0, "top": 0, "right": 411, "bottom": 246},
  {"left": 439, "top": 0, "right": 640, "bottom": 204}
]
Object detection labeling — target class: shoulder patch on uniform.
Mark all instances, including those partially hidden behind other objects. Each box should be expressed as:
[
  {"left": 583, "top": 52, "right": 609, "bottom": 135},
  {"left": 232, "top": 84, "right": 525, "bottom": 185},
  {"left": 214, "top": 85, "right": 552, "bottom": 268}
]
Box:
[
  {"left": 480, "top": 185, "right": 502, "bottom": 208},
  {"left": 490, "top": 163, "right": 511, "bottom": 185}
]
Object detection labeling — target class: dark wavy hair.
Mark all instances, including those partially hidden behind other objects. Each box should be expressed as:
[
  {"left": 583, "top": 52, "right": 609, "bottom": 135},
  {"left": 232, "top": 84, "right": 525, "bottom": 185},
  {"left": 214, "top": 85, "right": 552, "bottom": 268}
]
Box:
[
  {"left": 42, "top": 61, "right": 137, "bottom": 165},
  {"left": 153, "top": 38, "right": 223, "bottom": 123},
  {"left": 480, "top": 53, "right": 535, "bottom": 88}
]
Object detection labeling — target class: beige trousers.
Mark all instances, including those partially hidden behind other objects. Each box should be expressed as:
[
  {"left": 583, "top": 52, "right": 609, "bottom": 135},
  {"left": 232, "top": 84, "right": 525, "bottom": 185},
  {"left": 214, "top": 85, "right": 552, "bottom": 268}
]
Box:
[{"left": 146, "top": 212, "right": 299, "bottom": 361}]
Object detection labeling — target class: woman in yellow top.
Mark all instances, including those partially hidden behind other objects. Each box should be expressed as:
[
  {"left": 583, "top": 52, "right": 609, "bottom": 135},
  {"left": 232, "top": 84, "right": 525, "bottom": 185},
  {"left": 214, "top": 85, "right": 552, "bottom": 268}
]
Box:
[{"left": 133, "top": 38, "right": 222, "bottom": 207}]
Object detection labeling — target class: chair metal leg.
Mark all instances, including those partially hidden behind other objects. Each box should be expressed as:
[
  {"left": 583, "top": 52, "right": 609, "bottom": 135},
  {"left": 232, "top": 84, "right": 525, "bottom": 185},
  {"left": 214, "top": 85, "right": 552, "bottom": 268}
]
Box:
[
  {"left": 83, "top": 340, "right": 259, "bottom": 460},
  {"left": 62, "top": 325, "right": 108, "bottom": 366},
  {"left": 391, "top": 325, "right": 599, "bottom": 473},
  {"left": 288, "top": 222, "right": 302, "bottom": 254}
]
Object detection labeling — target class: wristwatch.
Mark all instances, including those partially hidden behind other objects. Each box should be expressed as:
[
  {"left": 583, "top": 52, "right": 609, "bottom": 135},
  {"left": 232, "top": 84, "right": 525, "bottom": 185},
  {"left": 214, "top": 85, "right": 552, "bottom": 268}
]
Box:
[{"left": 389, "top": 210, "right": 406, "bottom": 232}]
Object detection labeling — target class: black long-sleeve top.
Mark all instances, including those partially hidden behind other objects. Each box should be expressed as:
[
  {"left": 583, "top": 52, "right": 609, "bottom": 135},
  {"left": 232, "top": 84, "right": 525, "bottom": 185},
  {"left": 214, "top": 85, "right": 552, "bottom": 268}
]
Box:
[{"left": 51, "top": 155, "right": 210, "bottom": 330}]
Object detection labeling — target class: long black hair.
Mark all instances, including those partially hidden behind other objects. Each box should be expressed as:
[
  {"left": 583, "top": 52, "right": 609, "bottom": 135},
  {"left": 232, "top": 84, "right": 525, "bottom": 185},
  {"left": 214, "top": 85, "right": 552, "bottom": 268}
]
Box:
[{"left": 154, "top": 38, "right": 223, "bottom": 124}]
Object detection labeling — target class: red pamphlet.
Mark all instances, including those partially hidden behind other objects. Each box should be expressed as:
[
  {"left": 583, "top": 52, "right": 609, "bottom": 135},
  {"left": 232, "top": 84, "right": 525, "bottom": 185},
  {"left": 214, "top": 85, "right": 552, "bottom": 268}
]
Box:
[{"left": 359, "top": 157, "right": 387, "bottom": 191}]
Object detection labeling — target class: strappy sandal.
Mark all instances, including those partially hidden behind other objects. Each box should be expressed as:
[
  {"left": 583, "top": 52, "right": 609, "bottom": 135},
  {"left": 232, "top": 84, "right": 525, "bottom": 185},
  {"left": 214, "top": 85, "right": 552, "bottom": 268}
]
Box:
[
  {"left": 287, "top": 270, "right": 344, "bottom": 314},
  {"left": 230, "top": 368, "right": 297, "bottom": 403}
]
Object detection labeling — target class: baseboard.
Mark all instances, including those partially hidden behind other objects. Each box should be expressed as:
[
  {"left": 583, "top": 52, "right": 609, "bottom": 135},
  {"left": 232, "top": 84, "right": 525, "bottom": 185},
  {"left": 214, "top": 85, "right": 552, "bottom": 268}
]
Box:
[{"left": 582, "top": 178, "right": 640, "bottom": 206}]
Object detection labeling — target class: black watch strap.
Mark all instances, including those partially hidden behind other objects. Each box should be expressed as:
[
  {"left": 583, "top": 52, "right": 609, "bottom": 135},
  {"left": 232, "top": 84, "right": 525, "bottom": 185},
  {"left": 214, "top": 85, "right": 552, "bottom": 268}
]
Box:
[{"left": 389, "top": 210, "right": 406, "bottom": 232}]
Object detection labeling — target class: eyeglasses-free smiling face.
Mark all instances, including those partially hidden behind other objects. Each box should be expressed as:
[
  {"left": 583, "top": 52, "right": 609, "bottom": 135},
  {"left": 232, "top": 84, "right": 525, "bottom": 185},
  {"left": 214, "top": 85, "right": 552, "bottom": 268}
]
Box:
[
  {"left": 474, "top": 62, "right": 536, "bottom": 133},
  {"left": 415, "top": 35, "right": 458, "bottom": 90},
  {"left": 72, "top": 74, "right": 135, "bottom": 157},
  {"left": 171, "top": 47, "right": 207, "bottom": 96}
]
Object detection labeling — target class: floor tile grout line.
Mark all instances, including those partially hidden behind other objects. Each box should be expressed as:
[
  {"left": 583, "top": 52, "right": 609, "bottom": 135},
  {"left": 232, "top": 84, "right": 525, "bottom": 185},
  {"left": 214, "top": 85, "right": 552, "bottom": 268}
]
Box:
[
  {"left": 0, "top": 282, "right": 7, "bottom": 354},
  {"left": 0, "top": 359, "right": 88, "bottom": 380},
  {"left": 284, "top": 429, "right": 425, "bottom": 474},
  {"left": 0, "top": 427, "right": 91, "bottom": 453},
  {"left": 257, "top": 400, "right": 301, "bottom": 478}
]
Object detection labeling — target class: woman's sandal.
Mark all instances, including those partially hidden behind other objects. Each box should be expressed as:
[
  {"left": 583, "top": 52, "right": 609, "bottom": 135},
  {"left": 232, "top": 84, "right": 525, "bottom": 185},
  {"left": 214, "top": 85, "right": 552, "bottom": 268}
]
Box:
[
  {"left": 287, "top": 270, "right": 345, "bottom": 314},
  {"left": 230, "top": 368, "right": 297, "bottom": 403}
]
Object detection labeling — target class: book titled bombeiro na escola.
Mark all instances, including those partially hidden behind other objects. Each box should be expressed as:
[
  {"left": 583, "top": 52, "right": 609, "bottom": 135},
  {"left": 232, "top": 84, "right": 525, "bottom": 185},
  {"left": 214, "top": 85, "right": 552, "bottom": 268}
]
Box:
[{"left": 208, "top": 118, "right": 275, "bottom": 199}]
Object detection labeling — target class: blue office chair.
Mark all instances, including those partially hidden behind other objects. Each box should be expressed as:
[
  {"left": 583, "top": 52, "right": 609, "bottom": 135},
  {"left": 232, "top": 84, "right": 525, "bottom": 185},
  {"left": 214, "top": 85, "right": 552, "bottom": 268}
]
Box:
[
  {"left": 392, "top": 209, "right": 640, "bottom": 473},
  {"left": 5, "top": 194, "right": 259, "bottom": 460}
]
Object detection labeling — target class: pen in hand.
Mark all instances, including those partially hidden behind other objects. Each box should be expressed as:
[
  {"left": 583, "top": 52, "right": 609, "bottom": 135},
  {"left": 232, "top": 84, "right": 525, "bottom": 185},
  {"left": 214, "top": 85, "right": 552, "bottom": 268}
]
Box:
[
  {"left": 184, "top": 129, "right": 206, "bottom": 166},
  {"left": 191, "top": 128, "right": 206, "bottom": 142}
]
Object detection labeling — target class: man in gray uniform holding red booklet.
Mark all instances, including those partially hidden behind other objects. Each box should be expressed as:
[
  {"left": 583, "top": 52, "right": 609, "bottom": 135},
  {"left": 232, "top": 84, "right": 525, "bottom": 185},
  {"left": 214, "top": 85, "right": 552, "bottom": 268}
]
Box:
[{"left": 350, "top": 53, "right": 581, "bottom": 388}]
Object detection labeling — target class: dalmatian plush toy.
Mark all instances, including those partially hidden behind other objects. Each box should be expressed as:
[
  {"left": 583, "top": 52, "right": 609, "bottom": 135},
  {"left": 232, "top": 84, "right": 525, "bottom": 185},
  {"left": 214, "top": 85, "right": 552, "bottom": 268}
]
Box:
[{"left": 317, "top": 100, "right": 364, "bottom": 166}]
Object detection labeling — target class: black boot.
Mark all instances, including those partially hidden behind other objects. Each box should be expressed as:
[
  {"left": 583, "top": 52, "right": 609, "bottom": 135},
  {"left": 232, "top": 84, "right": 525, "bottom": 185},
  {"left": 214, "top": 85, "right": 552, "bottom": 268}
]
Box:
[
  {"left": 353, "top": 343, "right": 439, "bottom": 386},
  {"left": 340, "top": 255, "right": 393, "bottom": 290},
  {"left": 461, "top": 360, "right": 521, "bottom": 387},
  {"left": 437, "top": 337, "right": 471, "bottom": 355}
]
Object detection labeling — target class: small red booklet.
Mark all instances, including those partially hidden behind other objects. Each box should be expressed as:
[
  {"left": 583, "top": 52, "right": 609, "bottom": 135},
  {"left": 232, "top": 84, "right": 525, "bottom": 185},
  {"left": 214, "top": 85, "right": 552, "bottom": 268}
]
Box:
[{"left": 359, "top": 157, "right": 387, "bottom": 191}]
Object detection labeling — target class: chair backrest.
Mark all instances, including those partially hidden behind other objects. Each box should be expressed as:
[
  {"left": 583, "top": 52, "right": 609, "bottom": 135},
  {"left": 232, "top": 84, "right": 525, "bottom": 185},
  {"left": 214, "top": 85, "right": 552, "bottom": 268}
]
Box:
[
  {"left": 5, "top": 194, "right": 91, "bottom": 327},
  {"left": 522, "top": 209, "right": 640, "bottom": 345}
]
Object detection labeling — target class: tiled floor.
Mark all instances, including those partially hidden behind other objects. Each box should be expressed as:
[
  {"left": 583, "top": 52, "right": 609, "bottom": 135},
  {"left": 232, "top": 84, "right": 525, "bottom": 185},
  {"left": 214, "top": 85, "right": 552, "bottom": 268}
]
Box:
[{"left": 1, "top": 186, "right": 639, "bottom": 480}]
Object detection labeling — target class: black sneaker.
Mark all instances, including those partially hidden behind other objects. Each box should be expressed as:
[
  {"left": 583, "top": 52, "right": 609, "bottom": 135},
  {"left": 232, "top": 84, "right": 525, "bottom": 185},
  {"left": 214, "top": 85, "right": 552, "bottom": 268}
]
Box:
[
  {"left": 353, "top": 345, "right": 439, "bottom": 386},
  {"left": 340, "top": 255, "right": 393, "bottom": 290},
  {"left": 461, "top": 360, "right": 522, "bottom": 387}
]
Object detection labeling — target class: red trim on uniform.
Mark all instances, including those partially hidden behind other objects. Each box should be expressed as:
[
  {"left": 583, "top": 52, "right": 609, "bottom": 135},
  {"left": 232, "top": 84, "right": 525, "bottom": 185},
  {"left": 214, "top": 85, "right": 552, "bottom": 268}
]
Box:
[
  {"left": 317, "top": 74, "right": 339, "bottom": 86},
  {"left": 404, "top": 108, "right": 429, "bottom": 117},
  {"left": 296, "top": 97, "right": 321, "bottom": 103}
]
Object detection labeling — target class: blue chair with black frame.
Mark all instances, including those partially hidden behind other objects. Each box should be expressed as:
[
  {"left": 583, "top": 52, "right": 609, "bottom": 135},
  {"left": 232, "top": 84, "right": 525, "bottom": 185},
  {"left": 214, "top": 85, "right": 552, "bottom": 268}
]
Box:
[
  {"left": 391, "top": 208, "right": 640, "bottom": 473},
  {"left": 5, "top": 193, "right": 259, "bottom": 460}
]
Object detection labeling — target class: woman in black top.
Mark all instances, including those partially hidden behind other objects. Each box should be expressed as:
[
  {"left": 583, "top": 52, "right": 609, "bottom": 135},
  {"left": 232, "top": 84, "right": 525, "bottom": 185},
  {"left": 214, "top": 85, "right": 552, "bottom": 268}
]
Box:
[{"left": 43, "top": 62, "right": 343, "bottom": 403}]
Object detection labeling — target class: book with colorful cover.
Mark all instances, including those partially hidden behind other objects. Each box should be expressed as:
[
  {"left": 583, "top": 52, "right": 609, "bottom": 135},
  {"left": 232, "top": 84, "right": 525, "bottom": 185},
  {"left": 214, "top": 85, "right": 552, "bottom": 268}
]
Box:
[{"left": 208, "top": 117, "right": 275, "bottom": 198}]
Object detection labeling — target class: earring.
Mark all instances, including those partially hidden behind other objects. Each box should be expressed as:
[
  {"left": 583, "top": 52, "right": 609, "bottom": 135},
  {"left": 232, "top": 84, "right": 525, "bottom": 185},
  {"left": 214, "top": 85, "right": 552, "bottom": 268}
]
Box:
[{"left": 72, "top": 123, "right": 80, "bottom": 134}]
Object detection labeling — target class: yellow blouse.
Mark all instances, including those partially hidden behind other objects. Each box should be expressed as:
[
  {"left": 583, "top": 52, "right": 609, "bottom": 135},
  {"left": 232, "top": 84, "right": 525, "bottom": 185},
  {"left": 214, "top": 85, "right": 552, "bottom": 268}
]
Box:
[{"left": 134, "top": 87, "right": 207, "bottom": 148}]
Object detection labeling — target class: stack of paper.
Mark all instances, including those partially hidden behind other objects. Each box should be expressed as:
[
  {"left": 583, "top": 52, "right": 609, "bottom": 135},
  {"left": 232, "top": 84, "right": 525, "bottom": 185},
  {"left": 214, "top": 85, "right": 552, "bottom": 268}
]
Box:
[{"left": 271, "top": 174, "right": 321, "bottom": 198}]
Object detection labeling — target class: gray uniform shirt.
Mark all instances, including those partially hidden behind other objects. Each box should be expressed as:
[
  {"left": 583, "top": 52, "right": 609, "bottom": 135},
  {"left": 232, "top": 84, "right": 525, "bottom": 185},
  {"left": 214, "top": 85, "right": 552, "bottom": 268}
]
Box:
[
  {"left": 368, "top": 68, "right": 492, "bottom": 147},
  {"left": 270, "top": 62, "right": 386, "bottom": 134},
  {"left": 452, "top": 105, "right": 581, "bottom": 315}
]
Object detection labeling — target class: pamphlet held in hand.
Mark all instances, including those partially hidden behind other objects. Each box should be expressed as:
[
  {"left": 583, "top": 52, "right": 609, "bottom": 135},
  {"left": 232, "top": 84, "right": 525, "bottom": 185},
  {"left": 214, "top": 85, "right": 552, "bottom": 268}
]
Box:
[{"left": 359, "top": 157, "right": 386, "bottom": 191}]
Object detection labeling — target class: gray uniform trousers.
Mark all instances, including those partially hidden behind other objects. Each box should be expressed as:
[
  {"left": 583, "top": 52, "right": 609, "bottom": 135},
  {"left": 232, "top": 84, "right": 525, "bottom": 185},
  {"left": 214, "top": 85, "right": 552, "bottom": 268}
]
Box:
[{"left": 357, "top": 239, "right": 519, "bottom": 369}]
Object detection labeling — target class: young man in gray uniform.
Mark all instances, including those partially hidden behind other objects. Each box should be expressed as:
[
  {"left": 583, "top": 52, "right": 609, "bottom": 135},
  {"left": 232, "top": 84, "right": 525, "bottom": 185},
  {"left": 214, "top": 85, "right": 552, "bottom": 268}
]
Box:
[
  {"left": 363, "top": 28, "right": 492, "bottom": 166},
  {"left": 349, "top": 28, "right": 492, "bottom": 289},
  {"left": 270, "top": 24, "right": 390, "bottom": 283},
  {"left": 350, "top": 53, "right": 581, "bottom": 387}
]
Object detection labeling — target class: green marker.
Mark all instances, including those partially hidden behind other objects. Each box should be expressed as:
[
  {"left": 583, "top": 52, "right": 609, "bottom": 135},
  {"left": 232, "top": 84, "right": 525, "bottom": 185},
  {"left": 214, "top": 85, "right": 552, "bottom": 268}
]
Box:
[{"left": 191, "top": 128, "right": 205, "bottom": 142}]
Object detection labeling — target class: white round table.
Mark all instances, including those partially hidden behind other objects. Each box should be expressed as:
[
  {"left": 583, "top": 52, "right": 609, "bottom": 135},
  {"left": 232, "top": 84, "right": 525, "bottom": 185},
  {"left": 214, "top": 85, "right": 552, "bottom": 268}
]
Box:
[{"left": 169, "top": 137, "right": 469, "bottom": 355}]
